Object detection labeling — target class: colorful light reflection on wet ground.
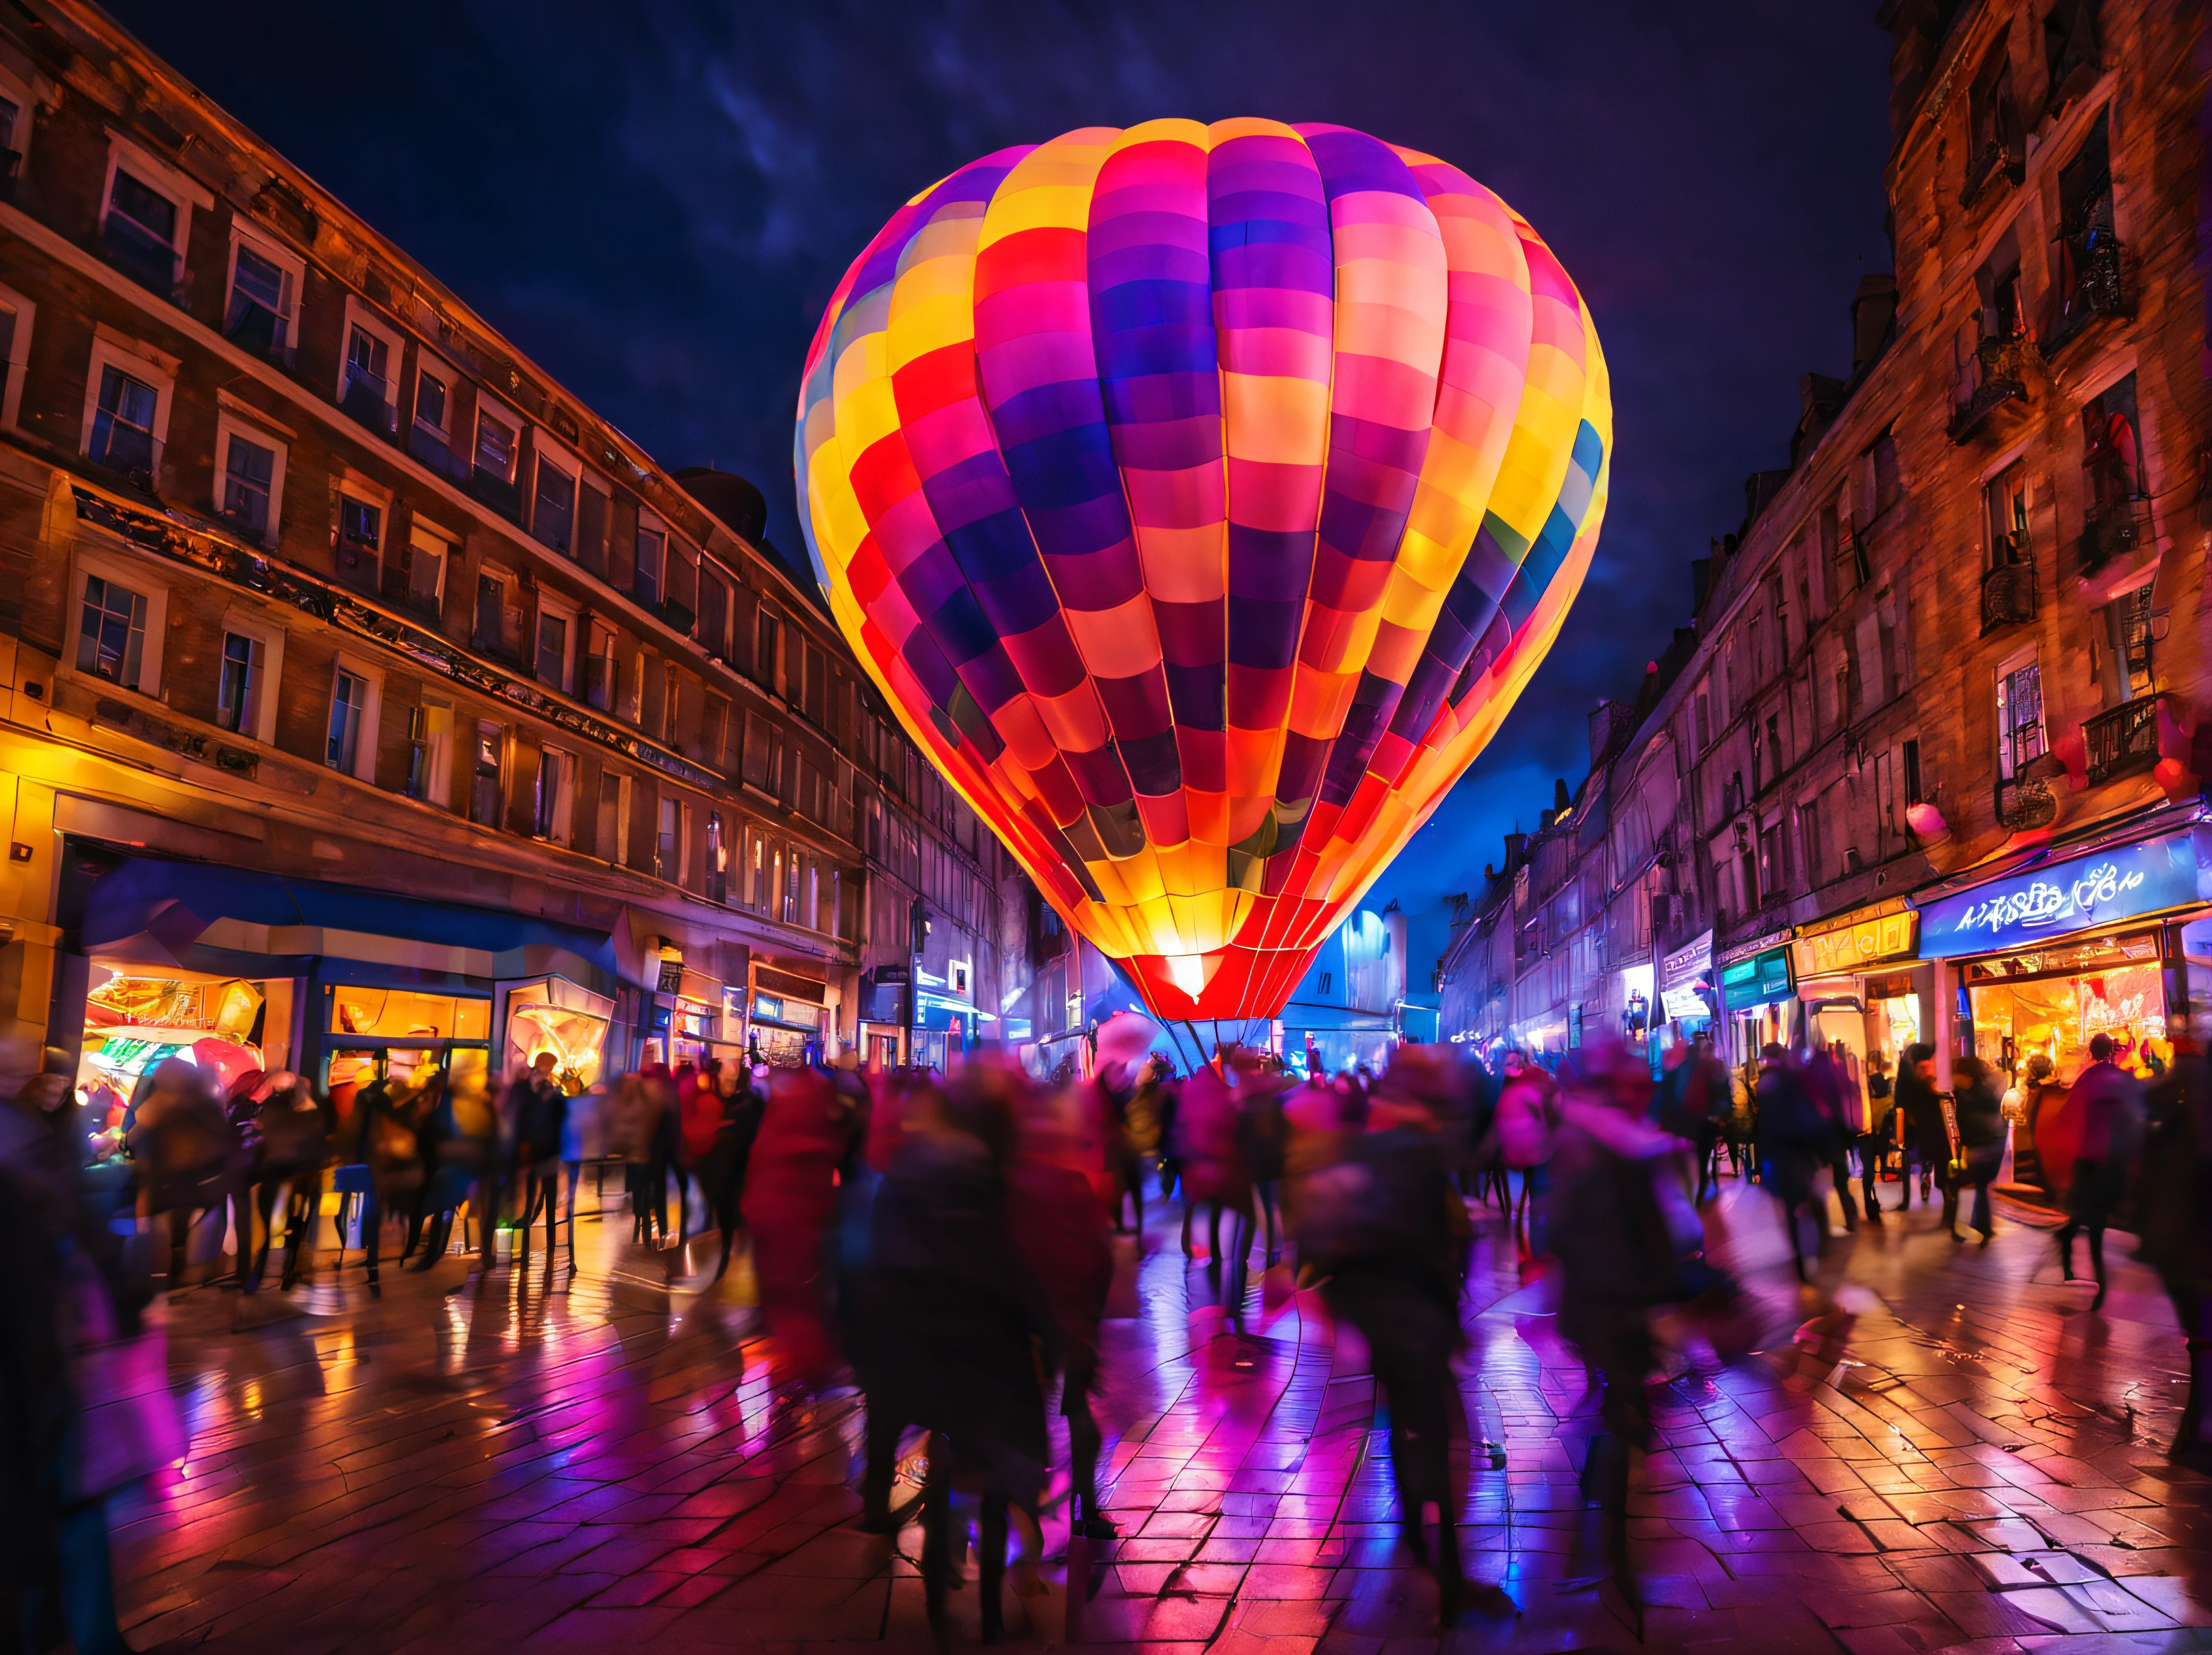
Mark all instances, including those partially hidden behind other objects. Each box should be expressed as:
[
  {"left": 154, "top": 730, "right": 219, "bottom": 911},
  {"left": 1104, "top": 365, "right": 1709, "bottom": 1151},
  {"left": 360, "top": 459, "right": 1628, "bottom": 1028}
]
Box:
[{"left": 118, "top": 1181, "right": 2212, "bottom": 1654}]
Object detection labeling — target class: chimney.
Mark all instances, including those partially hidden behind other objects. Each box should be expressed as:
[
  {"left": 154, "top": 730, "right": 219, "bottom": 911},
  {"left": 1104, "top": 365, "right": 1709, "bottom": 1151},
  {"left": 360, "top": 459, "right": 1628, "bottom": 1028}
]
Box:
[
  {"left": 1502, "top": 831, "right": 1526, "bottom": 870},
  {"left": 1552, "top": 777, "right": 1572, "bottom": 816},
  {"left": 1851, "top": 273, "right": 1899, "bottom": 376}
]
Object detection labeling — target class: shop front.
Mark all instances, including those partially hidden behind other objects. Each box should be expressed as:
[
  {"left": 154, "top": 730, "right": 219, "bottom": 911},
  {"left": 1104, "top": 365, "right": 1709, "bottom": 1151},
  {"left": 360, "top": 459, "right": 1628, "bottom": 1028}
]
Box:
[
  {"left": 71, "top": 855, "right": 618, "bottom": 1123},
  {"left": 1788, "top": 900, "right": 1925, "bottom": 1094},
  {"left": 1718, "top": 941, "right": 1794, "bottom": 1083},
  {"left": 749, "top": 962, "right": 830, "bottom": 1067},
  {"left": 1918, "top": 826, "right": 2209, "bottom": 1086}
]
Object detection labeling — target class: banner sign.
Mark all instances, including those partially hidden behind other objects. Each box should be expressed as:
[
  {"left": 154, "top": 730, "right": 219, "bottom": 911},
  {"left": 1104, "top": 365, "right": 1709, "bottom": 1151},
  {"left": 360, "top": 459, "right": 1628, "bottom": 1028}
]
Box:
[
  {"left": 1719, "top": 946, "right": 1793, "bottom": 1009},
  {"left": 1917, "top": 831, "right": 2201, "bottom": 958},
  {"left": 1658, "top": 928, "right": 1715, "bottom": 1022},
  {"left": 1791, "top": 907, "right": 1919, "bottom": 979}
]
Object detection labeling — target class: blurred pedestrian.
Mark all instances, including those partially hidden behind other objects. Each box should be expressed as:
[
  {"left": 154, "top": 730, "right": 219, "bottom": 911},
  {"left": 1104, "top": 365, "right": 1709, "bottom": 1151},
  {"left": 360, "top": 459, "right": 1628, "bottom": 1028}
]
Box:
[
  {"left": 1008, "top": 1082, "right": 1115, "bottom": 1538},
  {"left": 514, "top": 1053, "right": 569, "bottom": 1263},
  {"left": 742, "top": 1066, "right": 847, "bottom": 1384},
  {"left": 1860, "top": 1050, "right": 1897, "bottom": 1221},
  {"left": 1951, "top": 1054, "right": 2006, "bottom": 1243},
  {"left": 1544, "top": 1039, "right": 1688, "bottom": 1615},
  {"left": 2056, "top": 1032, "right": 2144, "bottom": 1310},
  {"left": 2139, "top": 1021, "right": 2212, "bottom": 1467},
  {"left": 1895, "top": 1044, "right": 1948, "bottom": 1211},
  {"left": 1297, "top": 1047, "right": 1470, "bottom": 1622},
  {"left": 1752, "top": 1044, "right": 1828, "bottom": 1281},
  {"left": 244, "top": 1071, "right": 328, "bottom": 1293},
  {"left": 1494, "top": 1051, "right": 1557, "bottom": 1263},
  {"left": 128, "top": 1058, "right": 245, "bottom": 1294},
  {"left": 858, "top": 1068, "right": 1054, "bottom": 1639}
]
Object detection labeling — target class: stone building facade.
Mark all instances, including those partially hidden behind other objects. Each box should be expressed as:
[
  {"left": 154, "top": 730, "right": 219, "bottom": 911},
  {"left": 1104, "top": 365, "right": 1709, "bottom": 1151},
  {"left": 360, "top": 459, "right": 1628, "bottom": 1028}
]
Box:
[
  {"left": 0, "top": 0, "right": 1033, "bottom": 1094},
  {"left": 1444, "top": 0, "right": 2206, "bottom": 1095}
]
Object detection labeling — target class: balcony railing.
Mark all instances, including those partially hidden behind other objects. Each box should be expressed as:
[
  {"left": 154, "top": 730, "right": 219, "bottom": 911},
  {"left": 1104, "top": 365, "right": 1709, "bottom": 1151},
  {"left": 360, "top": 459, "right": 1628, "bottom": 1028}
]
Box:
[
  {"left": 2078, "top": 496, "right": 2150, "bottom": 577},
  {"left": 1947, "top": 336, "right": 2031, "bottom": 443},
  {"left": 2045, "top": 233, "right": 2129, "bottom": 355},
  {"left": 1979, "top": 559, "right": 2035, "bottom": 634},
  {"left": 1994, "top": 773, "right": 2058, "bottom": 833},
  {"left": 2084, "top": 693, "right": 2163, "bottom": 785}
]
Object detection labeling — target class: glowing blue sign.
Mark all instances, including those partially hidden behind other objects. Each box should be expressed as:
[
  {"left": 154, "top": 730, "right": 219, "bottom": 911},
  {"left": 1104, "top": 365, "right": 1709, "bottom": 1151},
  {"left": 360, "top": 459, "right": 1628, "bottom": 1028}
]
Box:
[{"left": 1917, "top": 831, "right": 2203, "bottom": 958}]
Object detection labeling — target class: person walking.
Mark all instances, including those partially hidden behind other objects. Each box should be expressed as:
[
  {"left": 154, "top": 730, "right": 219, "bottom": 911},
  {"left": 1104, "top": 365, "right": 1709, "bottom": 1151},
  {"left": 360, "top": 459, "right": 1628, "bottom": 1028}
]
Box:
[
  {"left": 1894, "top": 1045, "right": 1949, "bottom": 1214},
  {"left": 1804, "top": 1044, "right": 1862, "bottom": 1232},
  {"left": 244, "top": 1072, "right": 328, "bottom": 1293},
  {"left": 1008, "top": 1083, "right": 1115, "bottom": 1538},
  {"left": 1951, "top": 1055, "right": 2006, "bottom": 1243},
  {"left": 514, "top": 1053, "right": 569, "bottom": 1263},
  {"left": 1752, "top": 1045, "right": 1829, "bottom": 1281},
  {"left": 2055, "top": 1032, "right": 2144, "bottom": 1310},
  {"left": 1295, "top": 1048, "right": 1470, "bottom": 1625},
  {"left": 1544, "top": 1039, "right": 1688, "bottom": 1622},
  {"left": 2139, "top": 1021, "right": 2212, "bottom": 1467},
  {"left": 858, "top": 1069, "right": 1055, "bottom": 1639},
  {"left": 1859, "top": 1051, "right": 1897, "bottom": 1221},
  {"left": 1494, "top": 1052, "right": 1557, "bottom": 1262},
  {"left": 127, "top": 1058, "right": 243, "bottom": 1294}
]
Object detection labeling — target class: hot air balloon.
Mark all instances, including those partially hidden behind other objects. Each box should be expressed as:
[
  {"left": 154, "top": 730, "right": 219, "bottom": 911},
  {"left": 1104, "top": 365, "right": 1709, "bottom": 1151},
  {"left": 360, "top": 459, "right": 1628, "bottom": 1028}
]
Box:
[{"left": 796, "top": 120, "right": 1609, "bottom": 1024}]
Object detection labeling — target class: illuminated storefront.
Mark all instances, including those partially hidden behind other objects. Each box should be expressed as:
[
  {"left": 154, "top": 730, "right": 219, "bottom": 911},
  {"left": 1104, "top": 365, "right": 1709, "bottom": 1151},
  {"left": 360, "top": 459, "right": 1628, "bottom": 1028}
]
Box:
[
  {"left": 1789, "top": 900, "right": 1925, "bottom": 1090},
  {"left": 499, "top": 977, "right": 614, "bottom": 1093},
  {"left": 1718, "top": 942, "right": 1794, "bottom": 1080},
  {"left": 1919, "top": 827, "right": 2208, "bottom": 1084}
]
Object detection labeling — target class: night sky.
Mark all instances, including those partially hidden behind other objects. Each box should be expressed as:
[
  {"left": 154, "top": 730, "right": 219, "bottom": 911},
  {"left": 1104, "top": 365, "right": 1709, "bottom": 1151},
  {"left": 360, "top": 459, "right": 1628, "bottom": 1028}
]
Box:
[{"left": 110, "top": 0, "right": 1895, "bottom": 984}]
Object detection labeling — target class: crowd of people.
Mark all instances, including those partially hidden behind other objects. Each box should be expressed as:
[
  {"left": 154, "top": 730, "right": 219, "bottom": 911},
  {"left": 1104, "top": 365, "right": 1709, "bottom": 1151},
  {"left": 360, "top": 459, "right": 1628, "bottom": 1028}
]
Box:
[{"left": 8, "top": 1011, "right": 2212, "bottom": 1644}]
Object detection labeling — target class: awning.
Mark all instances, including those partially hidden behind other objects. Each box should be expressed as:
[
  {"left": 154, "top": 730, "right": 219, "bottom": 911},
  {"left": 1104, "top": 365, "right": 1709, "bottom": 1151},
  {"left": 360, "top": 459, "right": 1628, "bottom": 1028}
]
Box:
[{"left": 81, "top": 856, "right": 619, "bottom": 991}]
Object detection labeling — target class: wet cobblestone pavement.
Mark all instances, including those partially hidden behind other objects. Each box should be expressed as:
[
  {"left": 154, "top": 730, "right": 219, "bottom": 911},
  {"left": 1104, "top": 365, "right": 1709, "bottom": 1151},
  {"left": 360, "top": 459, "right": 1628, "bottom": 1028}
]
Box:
[{"left": 119, "top": 1180, "right": 2212, "bottom": 1655}]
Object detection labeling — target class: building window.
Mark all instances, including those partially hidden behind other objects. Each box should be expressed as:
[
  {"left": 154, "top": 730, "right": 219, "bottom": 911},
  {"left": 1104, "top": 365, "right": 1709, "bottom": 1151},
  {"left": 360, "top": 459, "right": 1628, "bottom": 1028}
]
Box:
[
  {"left": 471, "top": 404, "right": 520, "bottom": 514},
  {"left": 698, "top": 569, "right": 731, "bottom": 657},
  {"left": 534, "top": 610, "right": 568, "bottom": 689},
  {"left": 0, "top": 287, "right": 31, "bottom": 430},
  {"left": 102, "top": 167, "right": 178, "bottom": 293},
  {"left": 582, "top": 624, "right": 616, "bottom": 713},
  {"left": 531, "top": 452, "right": 576, "bottom": 555},
  {"left": 655, "top": 794, "right": 679, "bottom": 881},
  {"left": 470, "top": 725, "right": 503, "bottom": 826},
  {"left": 326, "top": 670, "right": 367, "bottom": 773},
  {"left": 2100, "top": 582, "right": 2155, "bottom": 704},
  {"left": 575, "top": 479, "right": 609, "bottom": 575},
  {"left": 224, "top": 241, "right": 293, "bottom": 358},
  {"left": 2080, "top": 374, "right": 2143, "bottom": 570},
  {"left": 340, "top": 323, "right": 394, "bottom": 435},
  {"left": 662, "top": 661, "right": 681, "bottom": 745},
  {"left": 335, "top": 496, "right": 382, "bottom": 594},
  {"left": 409, "top": 366, "right": 453, "bottom": 473},
  {"left": 473, "top": 572, "right": 505, "bottom": 655},
  {"left": 1902, "top": 737, "right": 1924, "bottom": 805},
  {"left": 77, "top": 574, "right": 147, "bottom": 688},
  {"left": 1868, "top": 427, "right": 1902, "bottom": 519},
  {"left": 404, "top": 703, "right": 451, "bottom": 805},
  {"left": 215, "top": 632, "right": 263, "bottom": 736},
  {"left": 634, "top": 522, "right": 664, "bottom": 608},
  {"left": 1986, "top": 461, "right": 2029, "bottom": 565},
  {"left": 754, "top": 607, "right": 781, "bottom": 692},
  {"left": 1996, "top": 656, "right": 2045, "bottom": 780},
  {"left": 88, "top": 365, "right": 158, "bottom": 476},
  {"left": 534, "top": 749, "right": 572, "bottom": 844},
  {"left": 406, "top": 526, "right": 447, "bottom": 615},
  {"left": 221, "top": 433, "right": 276, "bottom": 540},
  {"left": 596, "top": 772, "right": 628, "bottom": 864},
  {"left": 706, "top": 812, "right": 727, "bottom": 903},
  {"left": 2052, "top": 111, "right": 2115, "bottom": 337}
]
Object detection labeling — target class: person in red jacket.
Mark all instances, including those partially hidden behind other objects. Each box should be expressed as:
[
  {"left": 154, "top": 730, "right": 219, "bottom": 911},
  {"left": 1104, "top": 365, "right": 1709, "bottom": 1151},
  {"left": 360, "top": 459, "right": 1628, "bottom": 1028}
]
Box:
[{"left": 740, "top": 1067, "right": 848, "bottom": 1385}]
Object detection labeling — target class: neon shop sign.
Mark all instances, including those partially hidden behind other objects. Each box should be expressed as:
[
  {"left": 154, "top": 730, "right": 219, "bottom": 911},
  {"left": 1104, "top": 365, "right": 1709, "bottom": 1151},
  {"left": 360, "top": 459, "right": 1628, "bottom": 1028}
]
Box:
[{"left": 1919, "top": 832, "right": 2201, "bottom": 957}]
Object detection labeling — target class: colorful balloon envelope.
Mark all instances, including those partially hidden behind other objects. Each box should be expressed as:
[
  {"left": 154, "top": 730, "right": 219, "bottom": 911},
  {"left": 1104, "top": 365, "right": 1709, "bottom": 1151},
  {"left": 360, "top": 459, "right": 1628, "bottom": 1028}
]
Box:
[{"left": 796, "top": 120, "right": 1610, "bottom": 1022}]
